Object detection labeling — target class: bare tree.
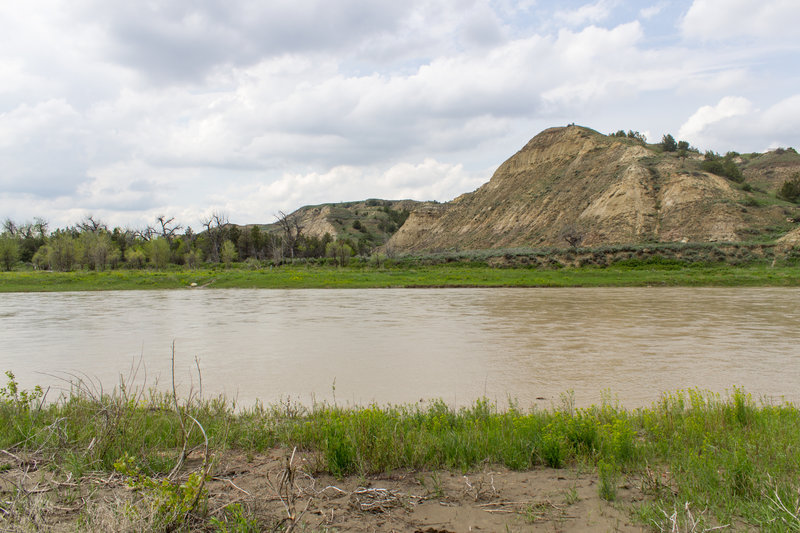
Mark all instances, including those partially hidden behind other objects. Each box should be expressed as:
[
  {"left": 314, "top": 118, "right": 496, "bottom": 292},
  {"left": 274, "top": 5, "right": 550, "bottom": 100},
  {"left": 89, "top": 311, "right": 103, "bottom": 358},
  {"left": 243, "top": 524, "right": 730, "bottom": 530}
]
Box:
[
  {"left": 156, "top": 215, "right": 183, "bottom": 244},
  {"left": 201, "top": 211, "right": 229, "bottom": 263},
  {"left": 33, "top": 217, "right": 48, "bottom": 239},
  {"left": 275, "top": 211, "right": 302, "bottom": 260},
  {"left": 3, "top": 218, "right": 18, "bottom": 236},
  {"left": 76, "top": 215, "right": 107, "bottom": 234},
  {"left": 560, "top": 224, "right": 584, "bottom": 248}
]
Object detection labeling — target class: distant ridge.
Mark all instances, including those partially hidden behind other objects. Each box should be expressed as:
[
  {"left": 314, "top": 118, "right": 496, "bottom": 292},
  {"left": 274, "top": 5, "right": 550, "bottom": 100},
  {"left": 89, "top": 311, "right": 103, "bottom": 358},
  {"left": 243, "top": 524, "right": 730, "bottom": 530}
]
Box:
[{"left": 382, "top": 126, "right": 800, "bottom": 252}]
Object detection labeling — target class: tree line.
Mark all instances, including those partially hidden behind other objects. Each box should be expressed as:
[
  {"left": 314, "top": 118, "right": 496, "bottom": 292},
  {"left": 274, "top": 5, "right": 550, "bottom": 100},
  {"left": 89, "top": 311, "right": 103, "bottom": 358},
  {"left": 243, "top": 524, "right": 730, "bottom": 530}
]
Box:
[{"left": 0, "top": 212, "right": 356, "bottom": 272}]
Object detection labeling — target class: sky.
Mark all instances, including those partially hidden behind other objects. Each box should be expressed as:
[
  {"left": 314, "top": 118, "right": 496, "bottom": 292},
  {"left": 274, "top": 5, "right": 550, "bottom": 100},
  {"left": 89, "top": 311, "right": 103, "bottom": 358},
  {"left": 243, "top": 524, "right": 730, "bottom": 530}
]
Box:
[{"left": 1, "top": 0, "right": 799, "bottom": 230}]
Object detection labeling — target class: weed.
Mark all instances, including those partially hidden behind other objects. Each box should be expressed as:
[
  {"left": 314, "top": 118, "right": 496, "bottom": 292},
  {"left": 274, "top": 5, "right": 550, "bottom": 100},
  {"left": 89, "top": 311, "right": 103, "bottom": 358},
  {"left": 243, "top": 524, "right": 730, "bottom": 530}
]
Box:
[
  {"left": 210, "top": 503, "right": 261, "bottom": 533},
  {"left": 114, "top": 452, "right": 209, "bottom": 529},
  {"left": 598, "top": 460, "right": 619, "bottom": 501}
]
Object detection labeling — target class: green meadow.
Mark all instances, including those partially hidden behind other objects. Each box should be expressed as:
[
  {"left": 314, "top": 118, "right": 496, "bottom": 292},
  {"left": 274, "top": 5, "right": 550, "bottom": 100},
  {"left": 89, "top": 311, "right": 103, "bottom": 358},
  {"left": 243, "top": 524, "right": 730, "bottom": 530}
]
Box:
[{"left": 1, "top": 262, "right": 799, "bottom": 292}]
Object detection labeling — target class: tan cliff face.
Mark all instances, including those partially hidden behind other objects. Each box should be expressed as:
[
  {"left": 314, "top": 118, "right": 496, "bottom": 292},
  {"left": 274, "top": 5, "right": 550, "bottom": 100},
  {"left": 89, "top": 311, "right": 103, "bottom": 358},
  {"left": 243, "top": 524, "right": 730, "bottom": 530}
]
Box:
[{"left": 387, "top": 126, "right": 796, "bottom": 252}]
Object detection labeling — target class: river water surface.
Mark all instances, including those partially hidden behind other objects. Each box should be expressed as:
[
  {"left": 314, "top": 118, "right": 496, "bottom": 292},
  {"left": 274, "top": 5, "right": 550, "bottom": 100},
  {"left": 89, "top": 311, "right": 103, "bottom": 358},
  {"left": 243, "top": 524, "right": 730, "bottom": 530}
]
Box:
[{"left": 1, "top": 288, "right": 798, "bottom": 408}]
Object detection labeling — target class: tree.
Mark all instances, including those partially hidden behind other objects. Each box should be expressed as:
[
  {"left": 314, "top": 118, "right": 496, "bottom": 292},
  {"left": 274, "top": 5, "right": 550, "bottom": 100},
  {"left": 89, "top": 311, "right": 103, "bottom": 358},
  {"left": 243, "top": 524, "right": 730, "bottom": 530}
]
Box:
[
  {"left": 559, "top": 224, "right": 585, "bottom": 248},
  {"left": 220, "top": 240, "right": 238, "bottom": 267},
  {"left": 81, "top": 230, "right": 117, "bottom": 271},
  {"left": 627, "top": 130, "right": 646, "bottom": 143},
  {"left": 48, "top": 232, "right": 78, "bottom": 271},
  {"left": 127, "top": 248, "right": 146, "bottom": 268},
  {"left": 0, "top": 235, "right": 19, "bottom": 271},
  {"left": 201, "top": 211, "right": 228, "bottom": 263},
  {"left": 661, "top": 134, "right": 677, "bottom": 152},
  {"left": 2, "top": 218, "right": 17, "bottom": 236},
  {"left": 276, "top": 211, "right": 302, "bottom": 260},
  {"left": 111, "top": 227, "right": 136, "bottom": 262},
  {"left": 326, "top": 240, "right": 353, "bottom": 267},
  {"left": 155, "top": 215, "right": 183, "bottom": 244},
  {"left": 76, "top": 215, "right": 107, "bottom": 234},
  {"left": 779, "top": 175, "right": 800, "bottom": 203},
  {"left": 184, "top": 249, "right": 203, "bottom": 269},
  {"left": 147, "top": 237, "right": 171, "bottom": 268}
]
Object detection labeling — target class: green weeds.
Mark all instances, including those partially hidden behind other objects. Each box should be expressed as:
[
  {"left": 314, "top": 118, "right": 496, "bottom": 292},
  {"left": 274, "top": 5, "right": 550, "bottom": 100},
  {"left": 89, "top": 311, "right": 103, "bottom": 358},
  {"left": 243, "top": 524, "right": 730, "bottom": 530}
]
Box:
[{"left": 1, "top": 372, "right": 800, "bottom": 530}]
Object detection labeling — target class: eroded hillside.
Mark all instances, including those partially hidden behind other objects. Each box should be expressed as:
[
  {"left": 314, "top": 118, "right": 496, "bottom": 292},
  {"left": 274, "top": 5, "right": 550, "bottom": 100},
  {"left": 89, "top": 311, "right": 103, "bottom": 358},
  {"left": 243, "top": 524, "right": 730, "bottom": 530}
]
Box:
[{"left": 387, "top": 126, "right": 799, "bottom": 252}]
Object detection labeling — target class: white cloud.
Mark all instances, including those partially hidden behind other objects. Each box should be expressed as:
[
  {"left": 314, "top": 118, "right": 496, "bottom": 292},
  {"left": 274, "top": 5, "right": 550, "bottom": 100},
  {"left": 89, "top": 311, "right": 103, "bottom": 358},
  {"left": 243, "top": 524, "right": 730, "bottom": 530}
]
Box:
[
  {"left": 222, "top": 159, "right": 486, "bottom": 225},
  {"left": 678, "top": 96, "right": 754, "bottom": 141},
  {"left": 554, "top": 1, "right": 617, "bottom": 27},
  {"left": 0, "top": 1, "right": 799, "bottom": 229},
  {"left": 682, "top": 0, "right": 800, "bottom": 41},
  {"left": 678, "top": 95, "right": 800, "bottom": 152},
  {"left": 639, "top": 3, "right": 665, "bottom": 20}
]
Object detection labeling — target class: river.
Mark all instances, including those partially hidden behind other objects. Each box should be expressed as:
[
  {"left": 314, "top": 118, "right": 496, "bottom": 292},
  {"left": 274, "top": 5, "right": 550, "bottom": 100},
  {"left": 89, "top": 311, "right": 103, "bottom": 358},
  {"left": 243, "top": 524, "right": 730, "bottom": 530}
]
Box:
[{"left": 1, "top": 287, "right": 798, "bottom": 408}]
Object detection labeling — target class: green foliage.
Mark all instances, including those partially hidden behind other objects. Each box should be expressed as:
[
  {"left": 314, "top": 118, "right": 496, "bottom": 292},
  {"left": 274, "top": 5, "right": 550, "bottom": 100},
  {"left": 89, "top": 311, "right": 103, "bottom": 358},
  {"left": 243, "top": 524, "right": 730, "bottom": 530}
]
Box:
[
  {"left": 700, "top": 152, "right": 744, "bottom": 182},
  {"left": 325, "top": 240, "right": 354, "bottom": 267},
  {"left": 661, "top": 133, "right": 677, "bottom": 152},
  {"left": 2, "top": 379, "right": 800, "bottom": 530},
  {"left": 210, "top": 504, "right": 260, "bottom": 532},
  {"left": 0, "top": 234, "right": 19, "bottom": 271},
  {"left": 0, "top": 371, "right": 43, "bottom": 410},
  {"left": 47, "top": 232, "right": 79, "bottom": 271},
  {"left": 127, "top": 247, "right": 146, "bottom": 268},
  {"left": 627, "top": 130, "right": 647, "bottom": 142},
  {"left": 778, "top": 175, "right": 800, "bottom": 203},
  {"left": 220, "top": 239, "right": 238, "bottom": 266},
  {"left": 147, "top": 237, "right": 171, "bottom": 269},
  {"left": 598, "top": 460, "right": 619, "bottom": 501},
  {"left": 114, "top": 453, "right": 208, "bottom": 529},
  {"left": 184, "top": 248, "right": 203, "bottom": 269}
]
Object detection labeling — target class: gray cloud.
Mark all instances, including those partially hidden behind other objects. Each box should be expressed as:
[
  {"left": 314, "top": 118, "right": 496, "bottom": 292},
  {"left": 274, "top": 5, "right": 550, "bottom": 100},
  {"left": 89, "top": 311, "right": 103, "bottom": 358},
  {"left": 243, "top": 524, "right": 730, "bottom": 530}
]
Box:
[{"left": 1, "top": 0, "right": 798, "bottom": 230}]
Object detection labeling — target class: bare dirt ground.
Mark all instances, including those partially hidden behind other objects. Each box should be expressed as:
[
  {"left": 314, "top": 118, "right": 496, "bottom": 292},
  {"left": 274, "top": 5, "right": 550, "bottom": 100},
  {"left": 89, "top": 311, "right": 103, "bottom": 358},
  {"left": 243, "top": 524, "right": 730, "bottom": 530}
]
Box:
[{"left": 1, "top": 449, "right": 649, "bottom": 532}]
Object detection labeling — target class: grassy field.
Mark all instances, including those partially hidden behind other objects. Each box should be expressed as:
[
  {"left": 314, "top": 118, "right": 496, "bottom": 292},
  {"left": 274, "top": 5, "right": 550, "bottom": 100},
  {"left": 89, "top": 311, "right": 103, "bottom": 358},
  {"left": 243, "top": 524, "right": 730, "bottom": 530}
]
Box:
[
  {"left": 1, "top": 262, "right": 799, "bottom": 292},
  {"left": 1, "top": 372, "right": 799, "bottom": 531}
]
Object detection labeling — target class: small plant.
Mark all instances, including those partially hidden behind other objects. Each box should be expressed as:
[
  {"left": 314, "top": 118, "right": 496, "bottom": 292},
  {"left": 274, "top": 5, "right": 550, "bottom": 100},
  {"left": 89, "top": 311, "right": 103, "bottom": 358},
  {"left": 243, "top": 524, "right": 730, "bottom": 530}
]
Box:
[
  {"left": 562, "top": 486, "right": 580, "bottom": 505},
  {"left": 114, "top": 453, "right": 209, "bottom": 529},
  {"left": 539, "top": 433, "right": 566, "bottom": 468},
  {"left": 598, "top": 460, "right": 619, "bottom": 501},
  {"left": 0, "top": 371, "right": 44, "bottom": 410},
  {"left": 210, "top": 503, "right": 261, "bottom": 533}
]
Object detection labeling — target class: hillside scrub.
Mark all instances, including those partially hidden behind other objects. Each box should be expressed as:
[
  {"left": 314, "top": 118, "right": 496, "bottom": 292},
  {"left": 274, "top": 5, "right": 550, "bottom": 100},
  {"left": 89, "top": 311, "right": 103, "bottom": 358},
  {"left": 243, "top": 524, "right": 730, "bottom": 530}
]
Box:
[{"left": 1, "top": 370, "right": 799, "bottom": 531}]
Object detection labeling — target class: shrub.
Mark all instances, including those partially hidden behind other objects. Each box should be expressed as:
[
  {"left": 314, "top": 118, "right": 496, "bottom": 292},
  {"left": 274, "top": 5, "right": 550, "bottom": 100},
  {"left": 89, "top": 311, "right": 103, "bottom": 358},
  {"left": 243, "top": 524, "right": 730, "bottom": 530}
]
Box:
[
  {"left": 661, "top": 134, "right": 677, "bottom": 152},
  {"left": 778, "top": 175, "right": 800, "bottom": 203}
]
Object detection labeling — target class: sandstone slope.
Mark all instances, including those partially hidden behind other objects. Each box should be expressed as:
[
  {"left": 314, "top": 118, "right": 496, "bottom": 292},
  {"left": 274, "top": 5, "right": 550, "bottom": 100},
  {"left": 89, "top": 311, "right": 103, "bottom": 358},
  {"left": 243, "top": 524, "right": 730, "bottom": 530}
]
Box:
[{"left": 388, "top": 126, "right": 796, "bottom": 252}]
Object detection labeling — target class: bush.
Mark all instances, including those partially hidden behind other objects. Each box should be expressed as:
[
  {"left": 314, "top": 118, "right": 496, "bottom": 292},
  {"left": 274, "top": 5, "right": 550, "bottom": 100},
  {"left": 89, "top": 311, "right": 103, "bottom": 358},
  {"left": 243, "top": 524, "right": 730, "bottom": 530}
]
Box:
[
  {"left": 778, "top": 175, "right": 800, "bottom": 203},
  {"left": 700, "top": 157, "right": 743, "bottom": 183},
  {"left": 661, "top": 134, "right": 677, "bottom": 152}
]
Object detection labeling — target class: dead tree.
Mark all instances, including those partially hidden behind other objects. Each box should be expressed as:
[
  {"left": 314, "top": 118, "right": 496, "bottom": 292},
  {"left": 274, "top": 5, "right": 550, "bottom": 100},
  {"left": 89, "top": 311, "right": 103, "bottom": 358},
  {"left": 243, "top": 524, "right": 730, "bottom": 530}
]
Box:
[
  {"left": 2, "top": 218, "right": 17, "bottom": 236},
  {"left": 276, "top": 211, "right": 302, "bottom": 260},
  {"left": 560, "top": 224, "right": 584, "bottom": 248},
  {"left": 156, "top": 215, "right": 183, "bottom": 244},
  {"left": 201, "top": 211, "right": 229, "bottom": 263},
  {"left": 76, "top": 215, "right": 107, "bottom": 234}
]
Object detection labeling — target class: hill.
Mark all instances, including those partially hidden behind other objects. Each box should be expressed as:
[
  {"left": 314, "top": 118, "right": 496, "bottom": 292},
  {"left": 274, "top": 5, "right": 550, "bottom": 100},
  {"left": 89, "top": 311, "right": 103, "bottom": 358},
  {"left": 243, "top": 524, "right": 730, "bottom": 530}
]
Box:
[
  {"left": 385, "top": 126, "right": 800, "bottom": 252},
  {"left": 256, "top": 199, "right": 436, "bottom": 254}
]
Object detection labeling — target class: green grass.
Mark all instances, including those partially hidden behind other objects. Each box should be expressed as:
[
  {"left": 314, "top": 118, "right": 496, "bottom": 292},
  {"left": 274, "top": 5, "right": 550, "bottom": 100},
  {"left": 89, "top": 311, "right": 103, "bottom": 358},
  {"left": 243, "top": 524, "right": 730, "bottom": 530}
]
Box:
[
  {"left": 1, "top": 262, "right": 800, "bottom": 292},
  {"left": 2, "top": 371, "right": 800, "bottom": 531}
]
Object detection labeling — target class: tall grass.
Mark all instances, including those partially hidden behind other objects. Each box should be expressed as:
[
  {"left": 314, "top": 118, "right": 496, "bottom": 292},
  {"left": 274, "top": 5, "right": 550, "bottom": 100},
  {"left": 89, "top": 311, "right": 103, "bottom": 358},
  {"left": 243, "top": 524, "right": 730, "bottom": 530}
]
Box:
[{"left": 2, "top": 373, "right": 799, "bottom": 531}]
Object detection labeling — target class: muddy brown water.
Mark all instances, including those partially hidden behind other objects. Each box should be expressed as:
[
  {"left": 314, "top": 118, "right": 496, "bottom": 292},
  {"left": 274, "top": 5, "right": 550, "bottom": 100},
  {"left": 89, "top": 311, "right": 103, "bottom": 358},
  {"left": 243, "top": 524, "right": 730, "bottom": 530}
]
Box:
[{"left": 1, "top": 287, "right": 798, "bottom": 408}]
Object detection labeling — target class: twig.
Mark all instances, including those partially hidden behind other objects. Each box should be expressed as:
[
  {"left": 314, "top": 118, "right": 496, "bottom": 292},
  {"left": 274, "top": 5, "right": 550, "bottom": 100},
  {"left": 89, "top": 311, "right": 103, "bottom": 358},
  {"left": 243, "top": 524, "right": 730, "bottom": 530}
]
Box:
[
  {"left": 214, "top": 477, "right": 251, "bottom": 496},
  {"left": 168, "top": 342, "right": 189, "bottom": 481}
]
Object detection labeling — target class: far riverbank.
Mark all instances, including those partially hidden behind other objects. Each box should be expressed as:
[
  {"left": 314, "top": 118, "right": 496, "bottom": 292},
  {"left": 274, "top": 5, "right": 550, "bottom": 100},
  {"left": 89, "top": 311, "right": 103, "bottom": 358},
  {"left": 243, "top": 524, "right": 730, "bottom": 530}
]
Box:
[{"left": 1, "top": 262, "right": 800, "bottom": 292}]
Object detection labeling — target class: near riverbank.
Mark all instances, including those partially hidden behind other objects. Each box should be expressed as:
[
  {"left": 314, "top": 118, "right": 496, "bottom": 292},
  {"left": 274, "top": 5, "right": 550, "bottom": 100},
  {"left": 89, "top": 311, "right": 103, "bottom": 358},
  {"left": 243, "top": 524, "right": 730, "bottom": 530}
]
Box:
[{"left": 1, "top": 371, "right": 799, "bottom": 531}]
